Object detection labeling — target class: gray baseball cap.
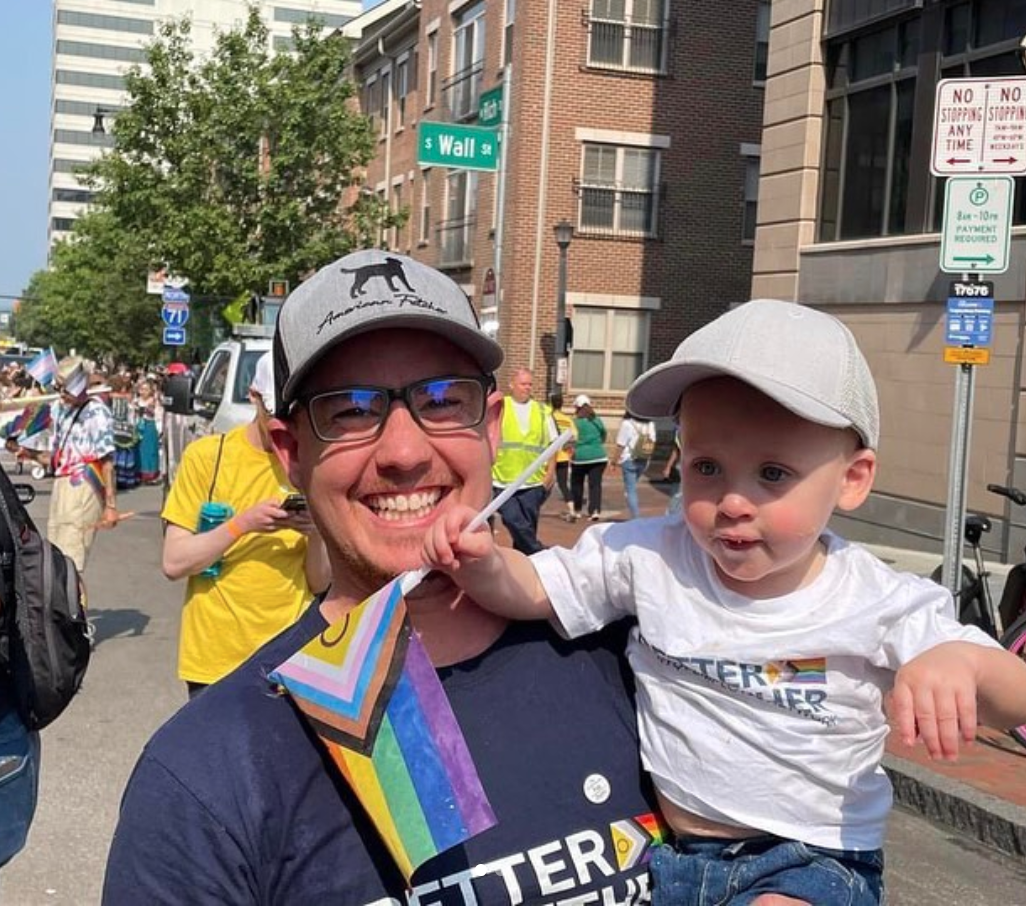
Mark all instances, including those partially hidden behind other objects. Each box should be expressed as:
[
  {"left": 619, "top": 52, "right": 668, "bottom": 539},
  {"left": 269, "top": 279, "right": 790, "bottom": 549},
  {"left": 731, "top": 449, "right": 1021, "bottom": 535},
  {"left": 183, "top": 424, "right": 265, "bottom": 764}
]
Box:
[
  {"left": 625, "top": 299, "right": 879, "bottom": 449},
  {"left": 273, "top": 250, "right": 504, "bottom": 416}
]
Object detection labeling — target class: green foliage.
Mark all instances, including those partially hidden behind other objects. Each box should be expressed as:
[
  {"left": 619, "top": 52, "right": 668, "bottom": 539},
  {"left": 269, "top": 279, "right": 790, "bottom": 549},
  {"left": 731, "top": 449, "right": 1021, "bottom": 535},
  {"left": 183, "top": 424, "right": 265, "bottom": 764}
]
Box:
[
  {"left": 20, "top": 6, "right": 403, "bottom": 362},
  {"left": 17, "top": 211, "right": 163, "bottom": 366},
  {"left": 85, "top": 7, "right": 396, "bottom": 301}
]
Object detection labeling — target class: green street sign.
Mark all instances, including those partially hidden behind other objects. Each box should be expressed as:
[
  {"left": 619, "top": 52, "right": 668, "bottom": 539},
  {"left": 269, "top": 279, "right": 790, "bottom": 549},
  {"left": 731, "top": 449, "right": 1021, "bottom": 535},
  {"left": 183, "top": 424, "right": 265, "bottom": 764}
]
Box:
[
  {"left": 417, "top": 122, "right": 499, "bottom": 171},
  {"left": 479, "top": 85, "right": 503, "bottom": 127}
]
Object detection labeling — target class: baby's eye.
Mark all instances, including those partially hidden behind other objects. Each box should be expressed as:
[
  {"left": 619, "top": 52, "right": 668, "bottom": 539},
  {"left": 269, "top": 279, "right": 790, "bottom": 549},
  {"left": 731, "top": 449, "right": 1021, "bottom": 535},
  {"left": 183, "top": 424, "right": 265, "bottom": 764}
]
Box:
[
  {"left": 693, "top": 460, "right": 719, "bottom": 477},
  {"left": 761, "top": 465, "right": 789, "bottom": 483}
]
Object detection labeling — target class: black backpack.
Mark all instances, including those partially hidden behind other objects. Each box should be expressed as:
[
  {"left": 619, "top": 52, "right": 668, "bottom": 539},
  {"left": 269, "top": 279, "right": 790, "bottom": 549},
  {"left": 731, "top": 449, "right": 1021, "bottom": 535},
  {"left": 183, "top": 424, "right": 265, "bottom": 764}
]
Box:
[{"left": 0, "top": 464, "right": 91, "bottom": 730}]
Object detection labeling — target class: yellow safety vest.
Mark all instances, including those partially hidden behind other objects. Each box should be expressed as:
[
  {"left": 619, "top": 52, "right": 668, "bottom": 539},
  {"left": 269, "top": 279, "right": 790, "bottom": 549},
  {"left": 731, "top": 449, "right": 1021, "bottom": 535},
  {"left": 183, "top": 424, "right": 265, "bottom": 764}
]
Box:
[{"left": 493, "top": 398, "right": 549, "bottom": 486}]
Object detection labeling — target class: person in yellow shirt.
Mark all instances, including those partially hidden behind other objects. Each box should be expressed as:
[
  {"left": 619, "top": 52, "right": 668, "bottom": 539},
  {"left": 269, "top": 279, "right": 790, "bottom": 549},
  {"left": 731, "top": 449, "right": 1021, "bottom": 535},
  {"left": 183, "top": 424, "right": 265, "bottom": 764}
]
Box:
[
  {"left": 160, "top": 353, "right": 329, "bottom": 698},
  {"left": 547, "top": 392, "right": 577, "bottom": 521}
]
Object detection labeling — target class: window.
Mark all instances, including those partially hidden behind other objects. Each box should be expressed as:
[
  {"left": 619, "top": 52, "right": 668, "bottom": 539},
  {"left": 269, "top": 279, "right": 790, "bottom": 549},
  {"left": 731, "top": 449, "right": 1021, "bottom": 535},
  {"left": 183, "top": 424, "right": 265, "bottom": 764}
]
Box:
[
  {"left": 52, "top": 158, "right": 91, "bottom": 175},
  {"left": 754, "top": 0, "right": 770, "bottom": 82},
  {"left": 578, "top": 144, "right": 661, "bottom": 237},
  {"left": 50, "top": 217, "right": 77, "bottom": 233},
  {"left": 446, "top": 3, "right": 485, "bottom": 120},
  {"left": 55, "top": 99, "right": 122, "bottom": 117},
  {"left": 395, "top": 57, "right": 409, "bottom": 128},
  {"left": 56, "top": 10, "right": 152, "bottom": 34},
  {"left": 52, "top": 187, "right": 94, "bottom": 204},
  {"left": 380, "top": 69, "right": 392, "bottom": 138},
  {"left": 420, "top": 169, "right": 432, "bottom": 244},
  {"left": 56, "top": 40, "right": 147, "bottom": 63},
  {"left": 54, "top": 128, "right": 114, "bottom": 148},
  {"left": 438, "top": 170, "right": 478, "bottom": 266},
  {"left": 571, "top": 308, "right": 649, "bottom": 392},
  {"left": 392, "top": 182, "right": 404, "bottom": 250},
  {"left": 363, "top": 76, "right": 379, "bottom": 133},
  {"left": 273, "top": 7, "right": 351, "bottom": 29},
  {"left": 426, "top": 31, "right": 439, "bottom": 107},
  {"left": 587, "top": 0, "right": 669, "bottom": 74},
  {"left": 742, "top": 153, "right": 760, "bottom": 242},
  {"left": 55, "top": 70, "right": 127, "bottom": 91},
  {"left": 504, "top": 0, "right": 516, "bottom": 66}
]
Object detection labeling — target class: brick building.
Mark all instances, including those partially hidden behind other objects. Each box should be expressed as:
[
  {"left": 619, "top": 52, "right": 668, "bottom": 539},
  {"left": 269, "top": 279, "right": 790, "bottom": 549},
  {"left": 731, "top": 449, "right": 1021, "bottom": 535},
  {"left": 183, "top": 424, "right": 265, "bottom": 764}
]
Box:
[{"left": 346, "top": 0, "right": 767, "bottom": 416}]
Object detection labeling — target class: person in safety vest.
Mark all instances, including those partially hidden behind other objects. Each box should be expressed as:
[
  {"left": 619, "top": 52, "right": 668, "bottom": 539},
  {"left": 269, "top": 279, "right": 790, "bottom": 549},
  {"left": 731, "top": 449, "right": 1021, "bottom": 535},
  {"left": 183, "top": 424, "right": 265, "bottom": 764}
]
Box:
[{"left": 491, "top": 368, "right": 556, "bottom": 554}]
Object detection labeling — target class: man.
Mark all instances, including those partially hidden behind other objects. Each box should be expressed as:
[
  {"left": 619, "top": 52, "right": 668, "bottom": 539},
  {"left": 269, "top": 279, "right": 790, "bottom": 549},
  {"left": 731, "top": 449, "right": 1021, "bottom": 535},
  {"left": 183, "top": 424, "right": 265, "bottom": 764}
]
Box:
[
  {"left": 48, "top": 357, "right": 118, "bottom": 572},
  {"left": 160, "top": 352, "right": 329, "bottom": 698},
  {"left": 103, "top": 250, "right": 661, "bottom": 904},
  {"left": 492, "top": 367, "right": 556, "bottom": 554}
]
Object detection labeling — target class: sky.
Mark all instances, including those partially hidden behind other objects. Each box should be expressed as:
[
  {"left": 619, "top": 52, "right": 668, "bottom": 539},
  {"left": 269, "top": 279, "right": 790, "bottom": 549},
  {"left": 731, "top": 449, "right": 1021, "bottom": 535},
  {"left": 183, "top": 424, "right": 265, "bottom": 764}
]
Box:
[{"left": 0, "top": 0, "right": 385, "bottom": 310}]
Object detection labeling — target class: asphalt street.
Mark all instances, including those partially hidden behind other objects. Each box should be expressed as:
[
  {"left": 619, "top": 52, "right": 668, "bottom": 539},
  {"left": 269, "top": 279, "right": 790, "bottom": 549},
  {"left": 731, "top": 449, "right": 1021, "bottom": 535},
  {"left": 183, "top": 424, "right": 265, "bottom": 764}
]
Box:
[{"left": 0, "top": 475, "right": 1024, "bottom": 904}]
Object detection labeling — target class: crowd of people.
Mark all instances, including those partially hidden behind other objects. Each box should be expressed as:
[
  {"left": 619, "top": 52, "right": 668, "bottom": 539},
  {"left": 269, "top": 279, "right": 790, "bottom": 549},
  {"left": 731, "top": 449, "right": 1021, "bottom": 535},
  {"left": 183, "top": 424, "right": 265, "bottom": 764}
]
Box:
[{"left": 4, "top": 249, "right": 1026, "bottom": 906}]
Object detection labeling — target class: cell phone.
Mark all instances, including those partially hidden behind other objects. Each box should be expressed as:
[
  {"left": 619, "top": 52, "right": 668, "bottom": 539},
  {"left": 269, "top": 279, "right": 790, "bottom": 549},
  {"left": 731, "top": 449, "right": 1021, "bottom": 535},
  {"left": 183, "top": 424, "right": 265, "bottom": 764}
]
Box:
[{"left": 281, "top": 493, "right": 308, "bottom": 512}]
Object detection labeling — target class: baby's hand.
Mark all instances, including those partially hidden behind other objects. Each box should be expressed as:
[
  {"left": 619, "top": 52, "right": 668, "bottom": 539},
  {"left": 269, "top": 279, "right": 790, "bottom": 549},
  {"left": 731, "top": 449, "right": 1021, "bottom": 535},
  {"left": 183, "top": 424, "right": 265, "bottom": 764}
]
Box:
[
  {"left": 422, "top": 504, "right": 496, "bottom": 575},
  {"left": 889, "top": 642, "right": 979, "bottom": 761}
]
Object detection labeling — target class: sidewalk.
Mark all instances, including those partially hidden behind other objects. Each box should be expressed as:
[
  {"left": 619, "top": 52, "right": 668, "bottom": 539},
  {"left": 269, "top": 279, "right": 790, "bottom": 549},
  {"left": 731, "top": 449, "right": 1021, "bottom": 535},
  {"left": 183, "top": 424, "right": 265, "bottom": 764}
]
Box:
[{"left": 520, "top": 472, "right": 1026, "bottom": 861}]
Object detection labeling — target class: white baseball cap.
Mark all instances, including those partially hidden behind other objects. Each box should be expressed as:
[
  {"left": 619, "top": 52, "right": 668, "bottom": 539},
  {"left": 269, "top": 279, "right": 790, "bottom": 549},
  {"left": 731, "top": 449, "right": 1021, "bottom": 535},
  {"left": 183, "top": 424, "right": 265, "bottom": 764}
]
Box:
[
  {"left": 250, "top": 351, "right": 275, "bottom": 413},
  {"left": 573, "top": 394, "right": 591, "bottom": 408},
  {"left": 626, "top": 299, "right": 879, "bottom": 449}
]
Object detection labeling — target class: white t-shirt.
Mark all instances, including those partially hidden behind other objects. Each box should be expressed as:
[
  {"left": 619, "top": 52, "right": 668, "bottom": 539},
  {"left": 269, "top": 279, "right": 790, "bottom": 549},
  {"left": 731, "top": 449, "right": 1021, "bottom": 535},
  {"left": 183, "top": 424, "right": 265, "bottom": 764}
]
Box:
[
  {"left": 532, "top": 518, "right": 997, "bottom": 851},
  {"left": 614, "top": 418, "right": 656, "bottom": 465}
]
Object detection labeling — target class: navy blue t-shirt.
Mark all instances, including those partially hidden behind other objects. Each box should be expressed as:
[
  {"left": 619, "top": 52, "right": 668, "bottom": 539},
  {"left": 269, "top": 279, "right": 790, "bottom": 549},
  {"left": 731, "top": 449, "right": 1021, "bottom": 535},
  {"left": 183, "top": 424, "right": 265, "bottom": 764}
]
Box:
[{"left": 103, "top": 604, "right": 661, "bottom": 904}]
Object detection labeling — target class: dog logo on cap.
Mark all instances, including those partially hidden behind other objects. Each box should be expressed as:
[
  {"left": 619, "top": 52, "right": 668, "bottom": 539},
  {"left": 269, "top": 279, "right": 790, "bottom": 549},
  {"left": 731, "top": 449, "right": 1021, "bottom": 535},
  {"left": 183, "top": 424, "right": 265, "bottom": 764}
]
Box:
[{"left": 339, "top": 256, "right": 414, "bottom": 299}]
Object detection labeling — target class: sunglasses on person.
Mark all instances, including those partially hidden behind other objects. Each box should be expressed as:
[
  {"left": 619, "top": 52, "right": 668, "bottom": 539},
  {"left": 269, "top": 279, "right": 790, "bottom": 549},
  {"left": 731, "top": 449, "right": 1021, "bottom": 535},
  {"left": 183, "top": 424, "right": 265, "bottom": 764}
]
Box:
[{"left": 296, "top": 374, "right": 496, "bottom": 444}]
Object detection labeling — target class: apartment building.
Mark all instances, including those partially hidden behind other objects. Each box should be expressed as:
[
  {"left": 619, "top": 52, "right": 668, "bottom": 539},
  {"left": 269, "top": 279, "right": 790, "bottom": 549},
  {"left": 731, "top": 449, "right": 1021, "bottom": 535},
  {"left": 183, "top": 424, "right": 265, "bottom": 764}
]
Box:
[
  {"left": 48, "top": 0, "right": 360, "bottom": 248},
  {"left": 346, "top": 0, "right": 768, "bottom": 414},
  {"left": 754, "top": 0, "right": 1026, "bottom": 558}
]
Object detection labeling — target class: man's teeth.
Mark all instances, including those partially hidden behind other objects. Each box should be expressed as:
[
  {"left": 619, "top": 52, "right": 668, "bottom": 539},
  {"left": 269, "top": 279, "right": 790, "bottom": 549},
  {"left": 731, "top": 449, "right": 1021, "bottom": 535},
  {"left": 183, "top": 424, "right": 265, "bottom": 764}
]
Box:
[{"left": 369, "top": 490, "right": 441, "bottom": 520}]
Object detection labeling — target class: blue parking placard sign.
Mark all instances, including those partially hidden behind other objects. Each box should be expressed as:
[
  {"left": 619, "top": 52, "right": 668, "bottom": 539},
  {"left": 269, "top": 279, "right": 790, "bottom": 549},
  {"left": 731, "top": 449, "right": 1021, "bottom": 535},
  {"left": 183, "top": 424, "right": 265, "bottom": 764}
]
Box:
[
  {"left": 946, "top": 296, "right": 994, "bottom": 347},
  {"left": 163, "top": 326, "right": 187, "bottom": 346},
  {"left": 161, "top": 302, "right": 189, "bottom": 328}
]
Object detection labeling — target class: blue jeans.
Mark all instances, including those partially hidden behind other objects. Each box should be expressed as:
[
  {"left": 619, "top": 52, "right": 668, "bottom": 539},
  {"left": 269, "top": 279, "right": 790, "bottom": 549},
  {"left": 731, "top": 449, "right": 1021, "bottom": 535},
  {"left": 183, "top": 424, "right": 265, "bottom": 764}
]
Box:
[
  {"left": 495, "top": 485, "right": 547, "bottom": 555},
  {"left": 650, "top": 836, "right": 884, "bottom": 906},
  {"left": 621, "top": 458, "right": 646, "bottom": 519},
  {"left": 0, "top": 695, "right": 40, "bottom": 868}
]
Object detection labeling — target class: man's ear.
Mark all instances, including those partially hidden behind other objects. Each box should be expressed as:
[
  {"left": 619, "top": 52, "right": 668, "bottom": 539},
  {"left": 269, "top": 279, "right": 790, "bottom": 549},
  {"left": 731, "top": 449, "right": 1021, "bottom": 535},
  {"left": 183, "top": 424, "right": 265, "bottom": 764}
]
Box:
[
  {"left": 837, "top": 447, "right": 877, "bottom": 512},
  {"left": 268, "top": 417, "right": 304, "bottom": 490},
  {"left": 485, "top": 390, "right": 504, "bottom": 462}
]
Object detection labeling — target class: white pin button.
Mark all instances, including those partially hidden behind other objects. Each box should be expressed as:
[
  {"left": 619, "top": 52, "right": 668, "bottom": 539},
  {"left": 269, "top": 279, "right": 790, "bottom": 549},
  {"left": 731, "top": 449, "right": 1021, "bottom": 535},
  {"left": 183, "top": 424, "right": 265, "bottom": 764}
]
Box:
[{"left": 583, "top": 773, "right": 611, "bottom": 804}]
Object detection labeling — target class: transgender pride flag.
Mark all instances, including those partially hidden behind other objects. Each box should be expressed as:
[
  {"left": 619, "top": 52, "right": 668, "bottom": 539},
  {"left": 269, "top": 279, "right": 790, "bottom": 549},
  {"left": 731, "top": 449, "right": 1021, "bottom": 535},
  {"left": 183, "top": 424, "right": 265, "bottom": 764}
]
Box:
[
  {"left": 26, "top": 347, "right": 58, "bottom": 388},
  {"left": 269, "top": 577, "right": 496, "bottom": 880}
]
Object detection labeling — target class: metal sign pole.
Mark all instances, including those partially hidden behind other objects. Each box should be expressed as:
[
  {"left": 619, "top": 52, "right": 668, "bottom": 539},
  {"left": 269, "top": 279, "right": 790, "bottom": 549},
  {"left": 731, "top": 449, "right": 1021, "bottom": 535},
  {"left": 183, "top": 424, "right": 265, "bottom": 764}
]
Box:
[{"left": 942, "top": 362, "right": 975, "bottom": 594}]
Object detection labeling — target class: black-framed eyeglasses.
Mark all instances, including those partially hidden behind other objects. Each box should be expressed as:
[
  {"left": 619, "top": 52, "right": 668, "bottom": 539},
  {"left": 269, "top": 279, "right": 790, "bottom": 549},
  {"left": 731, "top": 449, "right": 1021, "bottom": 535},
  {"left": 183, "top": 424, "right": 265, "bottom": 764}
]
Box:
[{"left": 298, "top": 374, "right": 496, "bottom": 444}]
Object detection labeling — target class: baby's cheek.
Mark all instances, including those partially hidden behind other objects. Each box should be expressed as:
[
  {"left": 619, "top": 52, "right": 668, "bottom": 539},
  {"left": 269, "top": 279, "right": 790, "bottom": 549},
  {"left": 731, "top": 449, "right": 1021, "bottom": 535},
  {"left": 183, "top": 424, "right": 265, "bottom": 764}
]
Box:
[{"left": 769, "top": 503, "right": 820, "bottom": 540}]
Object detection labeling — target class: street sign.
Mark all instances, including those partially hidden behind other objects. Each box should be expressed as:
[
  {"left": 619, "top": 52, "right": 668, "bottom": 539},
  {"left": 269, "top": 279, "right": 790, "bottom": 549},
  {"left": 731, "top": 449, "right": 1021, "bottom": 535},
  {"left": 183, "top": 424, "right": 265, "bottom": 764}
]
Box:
[
  {"left": 944, "top": 347, "right": 991, "bottom": 365},
  {"left": 931, "top": 77, "right": 1026, "bottom": 175},
  {"left": 268, "top": 279, "right": 289, "bottom": 297},
  {"left": 479, "top": 85, "right": 503, "bottom": 128},
  {"left": 945, "top": 295, "right": 994, "bottom": 346},
  {"left": 417, "top": 122, "right": 499, "bottom": 171},
  {"left": 940, "top": 176, "right": 1013, "bottom": 273},
  {"left": 161, "top": 302, "right": 190, "bottom": 329},
  {"left": 163, "top": 326, "right": 187, "bottom": 346},
  {"left": 162, "top": 285, "right": 191, "bottom": 303}
]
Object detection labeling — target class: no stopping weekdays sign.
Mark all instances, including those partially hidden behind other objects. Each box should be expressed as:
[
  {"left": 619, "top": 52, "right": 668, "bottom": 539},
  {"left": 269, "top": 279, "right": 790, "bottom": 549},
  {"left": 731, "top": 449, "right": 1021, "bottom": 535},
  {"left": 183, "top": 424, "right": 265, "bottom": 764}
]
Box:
[{"left": 932, "top": 77, "right": 1026, "bottom": 175}]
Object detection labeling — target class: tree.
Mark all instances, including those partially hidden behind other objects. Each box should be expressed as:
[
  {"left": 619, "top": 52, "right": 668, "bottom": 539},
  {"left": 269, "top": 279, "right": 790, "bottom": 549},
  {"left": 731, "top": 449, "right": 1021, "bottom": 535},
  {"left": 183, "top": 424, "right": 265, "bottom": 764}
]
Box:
[
  {"left": 84, "top": 7, "right": 399, "bottom": 305},
  {"left": 17, "top": 211, "right": 164, "bottom": 366}
]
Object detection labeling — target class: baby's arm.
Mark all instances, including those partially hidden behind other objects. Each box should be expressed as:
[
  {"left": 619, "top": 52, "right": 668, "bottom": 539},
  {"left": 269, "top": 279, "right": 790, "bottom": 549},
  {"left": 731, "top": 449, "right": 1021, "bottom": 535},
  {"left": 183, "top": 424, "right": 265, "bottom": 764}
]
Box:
[
  {"left": 890, "top": 641, "right": 1026, "bottom": 760},
  {"left": 423, "top": 504, "right": 555, "bottom": 621}
]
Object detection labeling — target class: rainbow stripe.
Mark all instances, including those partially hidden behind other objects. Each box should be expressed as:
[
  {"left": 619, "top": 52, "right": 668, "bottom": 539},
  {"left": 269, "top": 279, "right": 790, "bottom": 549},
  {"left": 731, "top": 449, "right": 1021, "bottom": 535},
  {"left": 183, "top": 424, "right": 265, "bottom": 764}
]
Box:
[
  {"left": 2, "top": 404, "right": 51, "bottom": 440},
  {"left": 269, "top": 578, "right": 496, "bottom": 880},
  {"left": 788, "top": 657, "right": 827, "bottom": 683}
]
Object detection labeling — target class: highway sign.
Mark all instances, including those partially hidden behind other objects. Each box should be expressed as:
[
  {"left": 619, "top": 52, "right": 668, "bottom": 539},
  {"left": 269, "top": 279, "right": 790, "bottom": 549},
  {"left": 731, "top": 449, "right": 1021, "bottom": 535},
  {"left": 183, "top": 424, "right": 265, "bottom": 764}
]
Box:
[
  {"left": 946, "top": 295, "right": 993, "bottom": 346},
  {"left": 932, "top": 77, "right": 1026, "bottom": 175},
  {"left": 417, "top": 122, "right": 499, "bottom": 171},
  {"left": 163, "top": 326, "right": 187, "bottom": 346},
  {"left": 161, "top": 302, "right": 190, "bottom": 328},
  {"left": 940, "top": 176, "right": 1013, "bottom": 274},
  {"left": 479, "top": 85, "right": 503, "bottom": 128},
  {"left": 162, "top": 285, "right": 190, "bottom": 303}
]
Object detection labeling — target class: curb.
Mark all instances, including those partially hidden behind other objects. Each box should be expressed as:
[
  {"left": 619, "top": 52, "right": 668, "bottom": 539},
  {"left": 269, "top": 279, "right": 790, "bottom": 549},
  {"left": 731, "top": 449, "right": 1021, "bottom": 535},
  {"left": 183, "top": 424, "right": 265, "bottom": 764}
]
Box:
[{"left": 884, "top": 753, "right": 1026, "bottom": 859}]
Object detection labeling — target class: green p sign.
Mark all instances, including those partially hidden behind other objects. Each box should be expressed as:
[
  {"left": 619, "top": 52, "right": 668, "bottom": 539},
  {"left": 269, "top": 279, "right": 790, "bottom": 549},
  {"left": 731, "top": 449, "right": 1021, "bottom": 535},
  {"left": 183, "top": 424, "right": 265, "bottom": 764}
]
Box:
[
  {"left": 417, "top": 122, "right": 499, "bottom": 171},
  {"left": 479, "top": 85, "right": 503, "bottom": 127}
]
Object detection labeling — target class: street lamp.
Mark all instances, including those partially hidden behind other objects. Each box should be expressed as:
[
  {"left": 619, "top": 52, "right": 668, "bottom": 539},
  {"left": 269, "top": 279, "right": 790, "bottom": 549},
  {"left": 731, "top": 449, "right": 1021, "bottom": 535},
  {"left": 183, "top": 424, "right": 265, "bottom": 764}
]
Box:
[
  {"left": 91, "top": 106, "right": 115, "bottom": 136},
  {"left": 553, "top": 219, "right": 573, "bottom": 386}
]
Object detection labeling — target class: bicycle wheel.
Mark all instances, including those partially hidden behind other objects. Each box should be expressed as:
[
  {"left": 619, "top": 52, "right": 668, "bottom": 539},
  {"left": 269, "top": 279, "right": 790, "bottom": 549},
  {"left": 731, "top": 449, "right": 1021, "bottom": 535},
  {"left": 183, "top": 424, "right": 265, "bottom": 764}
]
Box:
[{"left": 999, "top": 611, "right": 1026, "bottom": 748}]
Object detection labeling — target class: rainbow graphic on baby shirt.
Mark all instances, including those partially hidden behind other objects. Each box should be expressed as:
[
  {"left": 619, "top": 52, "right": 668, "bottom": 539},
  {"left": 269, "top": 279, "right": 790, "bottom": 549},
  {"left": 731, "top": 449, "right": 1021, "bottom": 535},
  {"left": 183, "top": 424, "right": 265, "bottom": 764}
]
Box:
[{"left": 269, "top": 576, "right": 497, "bottom": 881}]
